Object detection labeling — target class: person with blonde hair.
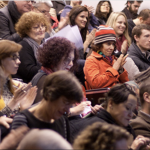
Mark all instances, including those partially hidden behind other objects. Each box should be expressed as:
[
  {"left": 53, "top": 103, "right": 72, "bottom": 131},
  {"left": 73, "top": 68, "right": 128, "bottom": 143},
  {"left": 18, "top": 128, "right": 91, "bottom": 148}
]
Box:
[
  {"left": 106, "top": 12, "right": 131, "bottom": 55},
  {"left": 13, "top": 11, "right": 50, "bottom": 83}
]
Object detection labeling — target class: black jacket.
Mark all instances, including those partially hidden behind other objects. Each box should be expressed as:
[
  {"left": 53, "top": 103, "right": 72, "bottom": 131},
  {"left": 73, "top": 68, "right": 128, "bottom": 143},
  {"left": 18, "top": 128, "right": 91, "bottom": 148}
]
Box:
[
  {"left": 128, "top": 42, "right": 150, "bottom": 72},
  {"left": 127, "top": 19, "right": 136, "bottom": 39},
  {"left": 13, "top": 40, "right": 41, "bottom": 83}
]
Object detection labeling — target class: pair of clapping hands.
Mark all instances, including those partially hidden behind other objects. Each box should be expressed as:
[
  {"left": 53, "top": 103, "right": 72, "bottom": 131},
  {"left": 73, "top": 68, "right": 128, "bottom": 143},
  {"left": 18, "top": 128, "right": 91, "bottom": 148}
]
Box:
[{"left": 8, "top": 81, "right": 37, "bottom": 111}]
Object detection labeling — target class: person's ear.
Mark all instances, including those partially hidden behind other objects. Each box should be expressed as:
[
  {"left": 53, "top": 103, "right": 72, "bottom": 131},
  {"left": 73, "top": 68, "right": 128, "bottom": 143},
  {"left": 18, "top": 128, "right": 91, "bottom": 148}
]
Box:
[
  {"left": 127, "top": 2, "right": 131, "bottom": 8},
  {"left": 134, "top": 35, "right": 139, "bottom": 43},
  {"left": 108, "top": 99, "right": 114, "bottom": 110},
  {"left": 143, "top": 92, "right": 150, "bottom": 103},
  {"left": 139, "top": 17, "right": 144, "bottom": 23}
]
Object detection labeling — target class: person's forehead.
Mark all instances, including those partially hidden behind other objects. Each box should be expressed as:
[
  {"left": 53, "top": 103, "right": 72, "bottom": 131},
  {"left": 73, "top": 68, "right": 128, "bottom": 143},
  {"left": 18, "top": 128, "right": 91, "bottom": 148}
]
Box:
[
  {"left": 37, "top": 3, "right": 50, "bottom": 9},
  {"left": 141, "top": 29, "right": 150, "bottom": 35},
  {"left": 132, "top": 1, "right": 141, "bottom": 6}
]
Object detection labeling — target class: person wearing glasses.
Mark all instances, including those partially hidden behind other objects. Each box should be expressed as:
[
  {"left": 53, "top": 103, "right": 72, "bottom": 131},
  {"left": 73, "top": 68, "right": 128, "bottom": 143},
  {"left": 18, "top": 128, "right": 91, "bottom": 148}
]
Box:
[
  {"left": 0, "top": 1, "right": 34, "bottom": 43},
  {"left": 13, "top": 11, "right": 50, "bottom": 83},
  {"left": 95, "top": 1, "right": 113, "bottom": 25},
  {"left": 32, "top": 1, "right": 58, "bottom": 35},
  {"left": 0, "top": 40, "right": 37, "bottom": 120}
]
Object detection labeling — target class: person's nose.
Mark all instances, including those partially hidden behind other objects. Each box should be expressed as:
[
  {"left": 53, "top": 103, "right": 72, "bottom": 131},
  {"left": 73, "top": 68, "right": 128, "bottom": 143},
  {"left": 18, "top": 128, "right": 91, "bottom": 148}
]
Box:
[
  {"left": 69, "top": 60, "right": 73, "bottom": 68},
  {"left": 128, "top": 110, "right": 133, "bottom": 119},
  {"left": 16, "top": 58, "right": 21, "bottom": 65},
  {"left": 84, "top": 17, "right": 87, "bottom": 22}
]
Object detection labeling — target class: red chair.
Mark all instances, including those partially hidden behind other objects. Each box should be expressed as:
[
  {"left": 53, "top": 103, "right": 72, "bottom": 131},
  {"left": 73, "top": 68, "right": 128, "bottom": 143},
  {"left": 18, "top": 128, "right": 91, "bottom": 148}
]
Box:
[{"left": 86, "top": 88, "right": 110, "bottom": 106}]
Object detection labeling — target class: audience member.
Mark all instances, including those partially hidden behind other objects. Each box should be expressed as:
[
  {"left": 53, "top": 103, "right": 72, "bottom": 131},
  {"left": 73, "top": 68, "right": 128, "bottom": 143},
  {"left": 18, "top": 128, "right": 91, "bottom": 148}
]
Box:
[
  {"left": 126, "top": 24, "right": 150, "bottom": 73},
  {"left": 13, "top": 11, "right": 50, "bottom": 83},
  {"left": 11, "top": 70, "right": 83, "bottom": 142},
  {"left": 32, "top": 37, "right": 99, "bottom": 117},
  {"left": 0, "top": 1, "right": 7, "bottom": 9},
  {"left": 128, "top": 9, "right": 150, "bottom": 38},
  {"left": 130, "top": 78, "right": 150, "bottom": 138},
  {"left": 84, "top": 25, "right": 129, "bottom": 90},
  {"left": 32, "top": 37, "right": 77, "bottom": 103},
  {"left": 95, "top": 0, "right": 113, "bottom": 25},
  {"left": 70, "top": 83, "right": 150, "bottom": 149},
  {"left": 122, "top": 0, "right": 143, "bottom": 19},
  {"left": 0, "top": 1, "right": 34, "bottom": 42},
  {"left": 61, "top": 1, "right": 99, "bottom": 32},
  {"left": 73, "top": 122, "right": 129, "bottom": 150},
  {"left": 17, "top": 129, "right": 72, "bottom": 150},
  {"left": 106, "top": 12, "right": 131, "bottom": 55},
  {"left": 0, "top": 40, "right": 37, "bottom": 117},
  {"left": 33, "top": 1, "right": 58, "bottom": 35}
]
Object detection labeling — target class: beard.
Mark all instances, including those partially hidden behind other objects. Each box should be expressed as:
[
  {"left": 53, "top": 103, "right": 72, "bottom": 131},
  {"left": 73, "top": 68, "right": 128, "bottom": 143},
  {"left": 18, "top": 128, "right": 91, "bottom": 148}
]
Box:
[{"left": 129, "top": 5, "right": 138, "bottom": 15}]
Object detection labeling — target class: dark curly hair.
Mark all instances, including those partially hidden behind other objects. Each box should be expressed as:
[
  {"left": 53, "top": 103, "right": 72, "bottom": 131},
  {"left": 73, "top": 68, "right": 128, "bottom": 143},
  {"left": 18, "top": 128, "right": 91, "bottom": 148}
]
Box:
[
  {"left": 73, "top": 122, "right": 129, "bottom": 150},
  {"left": 69, "top": 6, "right": 89, "bottom": 43},
  {"left": 37, "top": 37, "right": 78, "bottom": 71},
  {"left": 95, "top": 1, "right": 113, "bottom": 22}
]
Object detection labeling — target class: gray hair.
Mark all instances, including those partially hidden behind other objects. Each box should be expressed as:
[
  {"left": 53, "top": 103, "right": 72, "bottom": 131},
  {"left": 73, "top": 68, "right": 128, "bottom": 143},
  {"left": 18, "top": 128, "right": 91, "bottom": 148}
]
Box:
[{"left": 33, "top": 0, "right": 53, "bottom": 8}]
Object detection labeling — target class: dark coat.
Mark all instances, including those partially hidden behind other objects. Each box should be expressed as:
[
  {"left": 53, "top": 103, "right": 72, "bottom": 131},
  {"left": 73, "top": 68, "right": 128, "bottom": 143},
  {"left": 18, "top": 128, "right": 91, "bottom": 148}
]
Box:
[
  {"left": 127, "top": 19, "right": 136, "bottom": 39},
  {"left": 130, "top": 111, "right": 150, "bottom": 138},
  {"left": 122, "top": 7, "right": 138, "bottom": 19},
  {"left": 13, "top": 40, "right": 41, "bottom": 83},
  {"left": 127, "top": 42, "right": 150, "bottom": 72},
  {"left": 0, "top": 2, "right": 22, "bottom": 42},
  {"left": 70, "top": 109, "right": 135, "bottom": 143}
]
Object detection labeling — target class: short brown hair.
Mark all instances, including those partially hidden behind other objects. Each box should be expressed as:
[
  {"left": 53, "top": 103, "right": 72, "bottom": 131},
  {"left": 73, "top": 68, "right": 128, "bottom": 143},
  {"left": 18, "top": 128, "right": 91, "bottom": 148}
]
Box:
[
  {"left": 15, "top": 11, "right": 50, "bottom": 38},
  {"left": 138, "top": 9, "right": 150, "bottom": 21},
  {"left": 43, "top": 70, "right": 83, "bottom": 103},
  {"left": 132, "top": 24, "right": 150, "bottom": 42},
  {"left": 140, "top": 78, "right": 150, "bottom": 105},
  {"left": 126, "top": 0, "right": 143, "bottom": 5},
  {"left": 73, "top": 122, "right": 129, "bottom": 150}
]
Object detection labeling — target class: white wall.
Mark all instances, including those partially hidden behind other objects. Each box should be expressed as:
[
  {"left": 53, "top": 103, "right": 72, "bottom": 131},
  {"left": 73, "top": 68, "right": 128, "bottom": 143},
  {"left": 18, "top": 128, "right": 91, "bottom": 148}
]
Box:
[{"left": 81, "top": 0, "right": 150, "bottom": 13}]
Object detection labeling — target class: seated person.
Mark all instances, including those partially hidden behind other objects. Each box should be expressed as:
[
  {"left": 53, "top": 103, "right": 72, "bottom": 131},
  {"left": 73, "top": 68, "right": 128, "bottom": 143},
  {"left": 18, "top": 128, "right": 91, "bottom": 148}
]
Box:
[
  {"left": 130, "top": 78, "right": 150, "bottom": 138},
  {"left": 106, "top": 12, "right": 131, "bottom": 55},
  {"left": 11, "top": 71, "right": 83, "bottom": 142},
  {"left": 13, "top": 11, "right": 50, "bottom": 83},
  {"left": 70, "top": 83, "right": 150, "bottom": 150},
  {"left": 84, "top": 25, "right": 129, "bottom": 90},
  {"left": 73, "top": 122, "right": 129, "bottom": 150},
  {"left": 127, "top": 24, "right": 150, "bottom": 73},
  {"left": 0, "top": 40, "right": 37, "bottom": 117}
]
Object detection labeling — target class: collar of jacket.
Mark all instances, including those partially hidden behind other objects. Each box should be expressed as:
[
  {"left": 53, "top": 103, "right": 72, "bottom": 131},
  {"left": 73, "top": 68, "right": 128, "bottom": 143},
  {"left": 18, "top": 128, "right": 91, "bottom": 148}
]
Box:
[
  {"left": 129, "top": 42, "right": 150, "bottom": 61},
  {"left": 139, "top": 111, "right": 150, "bottom": 124},
  {"left": 91, "top": 51, "right": 116, "bottom": 60}
]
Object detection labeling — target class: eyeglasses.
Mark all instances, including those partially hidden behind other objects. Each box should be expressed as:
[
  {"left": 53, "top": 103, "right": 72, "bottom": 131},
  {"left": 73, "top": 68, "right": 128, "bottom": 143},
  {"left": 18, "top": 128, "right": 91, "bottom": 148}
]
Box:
[
  {"left": 10, "top": 54, "right": 20, "bottom": 61},
  {"left": 101, "top": 4, "right": 110, "bottom": 7},
  {"left": 36, "top": 8, "right": 50, "bottom": 15},
  {"left": 32, "top": 25, "right": 46, "bottom": 31}
]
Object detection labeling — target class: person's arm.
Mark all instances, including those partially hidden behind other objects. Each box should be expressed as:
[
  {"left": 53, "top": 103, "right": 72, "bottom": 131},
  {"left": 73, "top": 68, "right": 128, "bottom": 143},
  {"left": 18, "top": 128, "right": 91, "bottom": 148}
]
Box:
[
  {"left": 0, "top": 12, "right": 22, "bottom": 42},
  {"left": 123, "top": 57, "right": 140, "bottom": 81},
  {"left": 17, "top": 42, "right": 41, "bottom": 82},
  {"left": 11, "top": 114, "right": 28, "bottom": 130}
]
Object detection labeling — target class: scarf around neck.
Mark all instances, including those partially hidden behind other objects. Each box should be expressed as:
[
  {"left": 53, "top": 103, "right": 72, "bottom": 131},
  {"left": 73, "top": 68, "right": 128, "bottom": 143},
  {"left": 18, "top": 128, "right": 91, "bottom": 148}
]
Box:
[
  {"left": 7, "top": 1, "right": 21, "bottom": 25},
  {"left": 97, "top": 51, "right": 113, "bottom": 64},
  {"left": 23, "top": 36, "right": 41, "bottom": 60},
  {"left": 41, "top": 66, "right": 53, "bottom": 75}
]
